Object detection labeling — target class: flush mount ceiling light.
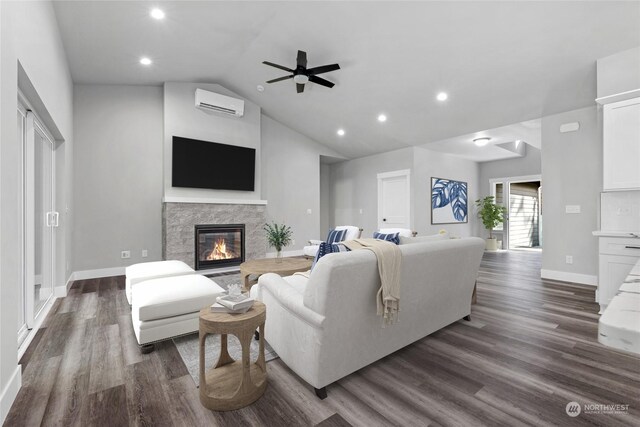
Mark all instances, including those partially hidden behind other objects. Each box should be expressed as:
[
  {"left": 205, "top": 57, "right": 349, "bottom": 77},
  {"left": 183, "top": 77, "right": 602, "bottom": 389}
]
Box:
[
  {"left": 150, "top": 8, "right": 165, "bottom": 20},
  {"left": 139, "top": 57, "right": 152, "bottom": 65},
  {"left": 436, "top": 92, "right": 448, "bottom": 101},
  {"left": 377, "top": 114, "right": 387, "bottom": 122},
  {"left": 337, "top": 129, "right": 345, "bottom": 136},
  {"left": 473, "top": 137, "right": 491, "bottom": 147}
]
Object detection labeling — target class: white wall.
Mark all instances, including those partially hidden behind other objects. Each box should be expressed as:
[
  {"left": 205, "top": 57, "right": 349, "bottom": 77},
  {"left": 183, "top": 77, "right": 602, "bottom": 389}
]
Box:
[
  {"left": 478, "top": 146, "right": 542, "bottom": 196},
  {"left": 597, "top": 46, "right": 640, "bottom": 99},
  {"left": 412, "top": 147, "right": 480, "bottom": 238},
  {"left": 164, "top": 82, "right": 262, "bottom": 201},
  {"left": 541, "top": 106, "right": 600, "bottom": 283},
  {"left": 73, "top": 85, "right": 163, "bottom": 271},
  {"left": 0, "top": 1, "right": 73, "bottom": 421},
  {"left": 261, "top": 115, "right": 342, "bottom": 253}
]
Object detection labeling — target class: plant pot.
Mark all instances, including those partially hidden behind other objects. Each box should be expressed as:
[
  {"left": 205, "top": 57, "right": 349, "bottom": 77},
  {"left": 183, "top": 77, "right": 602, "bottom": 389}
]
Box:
[{"left": 485, "top": 238, "right": 498, "bottom": 251}]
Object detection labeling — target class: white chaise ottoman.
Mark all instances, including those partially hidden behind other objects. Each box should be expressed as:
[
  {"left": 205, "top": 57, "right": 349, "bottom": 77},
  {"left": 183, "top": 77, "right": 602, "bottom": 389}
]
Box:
[
  {"left": 131, "top": 274, "right": 225, "bottom": 352},
  {"left": 125, "top": 260, "right": 195, "bottom": 305}
]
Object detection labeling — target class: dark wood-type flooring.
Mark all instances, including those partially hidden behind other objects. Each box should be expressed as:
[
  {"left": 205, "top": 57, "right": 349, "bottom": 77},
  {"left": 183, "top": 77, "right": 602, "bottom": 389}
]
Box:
[{"left": 5, "top": 251, "right": 640, "bottom": 426}]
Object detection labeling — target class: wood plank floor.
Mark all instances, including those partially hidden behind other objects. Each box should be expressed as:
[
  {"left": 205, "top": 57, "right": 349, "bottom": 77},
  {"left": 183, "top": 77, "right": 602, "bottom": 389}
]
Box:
[{"left": 5, "top": 251, "right": 640, "bottom": 426}]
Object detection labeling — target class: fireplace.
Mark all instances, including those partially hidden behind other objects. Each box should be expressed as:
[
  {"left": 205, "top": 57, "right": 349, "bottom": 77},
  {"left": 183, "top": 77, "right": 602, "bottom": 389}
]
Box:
[{"left": 195, "top": 224, "right": 245, "bottom": 270}]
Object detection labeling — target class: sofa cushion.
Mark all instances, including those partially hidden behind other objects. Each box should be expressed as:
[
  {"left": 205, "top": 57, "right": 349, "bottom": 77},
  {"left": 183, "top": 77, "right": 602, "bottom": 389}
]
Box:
[
  {"left": 125, "top": 260, "right": 194, "bottom": 304},
  {"left": 399, "top": 231, "right": 449, "bottom": 245},
  {"left": 373, "top": 231, "right": 400, "bottom": 245},
  {"left": 283, "top": 274, "right": 310, "bottom": 294},
  {"left": 133, "top": 274, "right": 225, "bottom": 322},
  {"left": 335, "top": 225, "right": 361, "bottom": 241}
]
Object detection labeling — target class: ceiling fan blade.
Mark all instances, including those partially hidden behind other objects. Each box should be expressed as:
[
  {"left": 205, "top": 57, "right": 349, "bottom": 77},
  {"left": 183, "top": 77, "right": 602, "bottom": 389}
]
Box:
[
  {"left": 262, "top": 61, "right": 293, "bottom": 73},
  {"left": 309, "top": 75, "right": 335, "bottom": 88},
  {"left": 307, "top": 63, "right": 340, "bottom": 75},
  {"left": 297, "top": 50, "right": 307, "bottom": 68},
  {"left": 296, "top": 83, "right": 305, "bottom": 93},
  {"left": 266, "top": 75, "right": 293, "bottom": 84}
]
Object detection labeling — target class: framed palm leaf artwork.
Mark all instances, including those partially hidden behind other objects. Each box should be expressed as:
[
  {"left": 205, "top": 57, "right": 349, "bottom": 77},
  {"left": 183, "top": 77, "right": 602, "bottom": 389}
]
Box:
[{"left": 431, "top": 177, "right": 468, "bottom": 224}]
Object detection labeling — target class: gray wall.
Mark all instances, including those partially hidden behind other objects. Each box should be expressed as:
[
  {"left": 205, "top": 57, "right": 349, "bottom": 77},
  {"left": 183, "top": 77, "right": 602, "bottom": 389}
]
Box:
[
  {"left": 164, "top": 82, "right": 262, "bottom": 201},
  {"left": 0, "top": 1, "right": 73, "bottom": 420},
  {"left": 478, "top": 146, "right": 542, "bottom": 197},
  {"left": 412, "top": 147, "right": 480, "bottom": 238},
  {"left": 330, "top": 147, "right": 414, "bottom": 237},
  {"left": 320, "top": 163, "right": 331, "bottom": 234},
  {"left": 73, "top": 85, "right": 163, "bottom": 271},
  {"left": 597, "top": 46, "right": 640, "bottom": 99},
  {"left": 329, "top": 146, "right": 480, "bottom": 238},
  {"left": 261, "top": 115, "right": 342, "bottom": 253},
  {"left": 541, "top": 106, "right": 601, "bottom": 279}
]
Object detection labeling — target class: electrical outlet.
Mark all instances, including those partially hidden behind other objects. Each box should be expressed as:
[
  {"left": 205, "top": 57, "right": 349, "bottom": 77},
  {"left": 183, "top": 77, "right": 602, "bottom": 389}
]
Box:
[
  {"left": 142, "top": 249, "right": 148, "bottom": 258},
  {"left": 121, "top": 250, "right": 131, "bottom": 259},
  {"left": 565, "top": 255, "right": 573, "bottom": 264}
]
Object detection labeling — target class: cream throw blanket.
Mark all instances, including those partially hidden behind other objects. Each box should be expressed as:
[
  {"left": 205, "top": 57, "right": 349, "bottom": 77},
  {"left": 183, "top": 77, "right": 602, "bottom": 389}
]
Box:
[{"left": 344, "top": 238, "right": 402, "bottom": 325}]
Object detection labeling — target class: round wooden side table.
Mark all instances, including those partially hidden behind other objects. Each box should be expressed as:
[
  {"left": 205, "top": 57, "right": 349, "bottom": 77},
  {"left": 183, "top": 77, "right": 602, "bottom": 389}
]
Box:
[{"left": 199, "top": 302, "right": 267, "bottom": 411}]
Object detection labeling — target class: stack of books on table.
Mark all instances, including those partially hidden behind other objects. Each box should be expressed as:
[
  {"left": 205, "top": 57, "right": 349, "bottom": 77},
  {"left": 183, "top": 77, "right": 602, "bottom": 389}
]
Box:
[{"left": 210, "top": 293, "right": 255, "bottom": 314}]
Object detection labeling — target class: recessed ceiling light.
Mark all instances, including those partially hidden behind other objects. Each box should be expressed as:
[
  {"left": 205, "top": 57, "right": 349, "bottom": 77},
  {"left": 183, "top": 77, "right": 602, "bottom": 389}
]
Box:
[
  {"left": 377, "top": 114, "right": 387, "bottom": 123},
  {"left": 473, "top": 137, "right": 491, "bottom": 147},
  {"left": 337, "top": 129, "right": 345, "bottom": 136},
  {"left": 150, "top": 8, "right": 165, "bottom": 20},
  {"left": 139, "top": 57, "right": 152, "bottom": 65},
  {"left": 256, "top": 85, "right": 265, "bottom": 92},
  {"left": 436, "top": 92, "right": 448, "bottom": 101}
]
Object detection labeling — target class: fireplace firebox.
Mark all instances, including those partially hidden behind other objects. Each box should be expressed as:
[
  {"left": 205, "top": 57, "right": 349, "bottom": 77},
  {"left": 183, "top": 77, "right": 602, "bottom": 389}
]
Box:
[{"left": 195, "top": 224, "right": 245, "bottom": 270}]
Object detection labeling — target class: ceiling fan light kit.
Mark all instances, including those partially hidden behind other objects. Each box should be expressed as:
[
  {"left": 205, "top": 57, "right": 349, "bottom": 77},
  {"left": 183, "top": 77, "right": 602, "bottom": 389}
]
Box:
[{"left": 263, "top": 50, "right": 340, "bottom": 93}]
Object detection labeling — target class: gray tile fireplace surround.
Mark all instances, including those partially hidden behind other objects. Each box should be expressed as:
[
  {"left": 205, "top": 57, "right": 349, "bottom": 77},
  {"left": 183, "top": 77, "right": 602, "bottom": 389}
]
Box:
[{"left": 162, "top": 202, "right": 267, "bottom": 269}]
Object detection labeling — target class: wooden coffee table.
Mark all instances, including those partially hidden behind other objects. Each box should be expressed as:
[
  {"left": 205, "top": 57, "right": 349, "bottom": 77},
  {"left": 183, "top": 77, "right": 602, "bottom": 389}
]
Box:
[
  {"left": 199, "top": 302, "right": 267, "bottom": 411},
  {"left": 240, "top": 257, "right": 312, "bottom": 291}
]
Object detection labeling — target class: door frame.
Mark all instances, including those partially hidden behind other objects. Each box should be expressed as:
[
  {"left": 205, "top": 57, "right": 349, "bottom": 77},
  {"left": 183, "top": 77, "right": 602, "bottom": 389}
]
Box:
[
  {"left": 489, "top": 174, "right": 541, "bottom": 250},
  {"left": 23, "top": 104, "right": 57, "bottom": 329},
  {"left": 377, "top": 169, "right": 411, "bottom": 229}
]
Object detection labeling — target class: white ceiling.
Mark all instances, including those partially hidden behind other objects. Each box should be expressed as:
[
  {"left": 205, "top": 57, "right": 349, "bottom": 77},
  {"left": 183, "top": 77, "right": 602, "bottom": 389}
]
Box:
[
  {"left": 53, "top": 1, "right": 640, "bottom": 160},
  {"left": 422, "top": 119, "right": 541, "bottom": 162}
]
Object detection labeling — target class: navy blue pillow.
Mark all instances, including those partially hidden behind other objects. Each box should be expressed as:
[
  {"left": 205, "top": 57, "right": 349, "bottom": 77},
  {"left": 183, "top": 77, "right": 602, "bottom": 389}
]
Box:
[
  {"left": 311, "top": 242, "right": 350, "bottom": 270},
  {"left": 373, "top": 231, "right": 400, "bottom": 245},
  {"left": 326, "top": 228, "right": 347, "bottom": 245}
]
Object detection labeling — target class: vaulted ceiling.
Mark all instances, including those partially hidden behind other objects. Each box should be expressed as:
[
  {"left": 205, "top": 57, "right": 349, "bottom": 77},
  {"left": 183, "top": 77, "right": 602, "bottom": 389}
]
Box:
[{"left": 53, "top": 1, "right": 640, "bottom": 159}]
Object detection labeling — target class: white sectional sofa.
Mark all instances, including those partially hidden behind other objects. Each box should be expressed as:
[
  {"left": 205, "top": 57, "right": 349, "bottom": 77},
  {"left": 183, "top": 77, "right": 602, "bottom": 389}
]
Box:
[{"left": 251, "top": 237, "right": 485, "bottom": 397}]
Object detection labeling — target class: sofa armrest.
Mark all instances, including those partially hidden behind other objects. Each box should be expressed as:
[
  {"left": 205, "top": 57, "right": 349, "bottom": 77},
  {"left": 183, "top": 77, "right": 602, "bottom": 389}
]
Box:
[
  {"left": 308, "top": 239, "right": 324, "bottom": 245},
  {"left": 258, "top": 273, "right": 325, "bottom": 329}
]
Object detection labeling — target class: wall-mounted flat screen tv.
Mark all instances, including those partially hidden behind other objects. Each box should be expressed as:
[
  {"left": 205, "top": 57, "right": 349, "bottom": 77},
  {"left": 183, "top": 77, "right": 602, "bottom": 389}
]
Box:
[{"left": 172, "top": 136, "right": 255, "bottom": 191}]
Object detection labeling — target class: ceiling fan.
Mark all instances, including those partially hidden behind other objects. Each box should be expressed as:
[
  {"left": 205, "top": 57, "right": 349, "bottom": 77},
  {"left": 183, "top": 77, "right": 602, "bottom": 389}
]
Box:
[{"left": 263, "top": 50, "right": 340, "bottom": 93}]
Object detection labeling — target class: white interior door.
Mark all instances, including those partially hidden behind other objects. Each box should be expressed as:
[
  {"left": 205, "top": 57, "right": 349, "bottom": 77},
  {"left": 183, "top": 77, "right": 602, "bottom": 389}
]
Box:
[
  {"left": 378, "top": 170, "right": 411, "bottom": 229},
  {"left": 25, "top": 112, "right": 56, "bottom": 328}
]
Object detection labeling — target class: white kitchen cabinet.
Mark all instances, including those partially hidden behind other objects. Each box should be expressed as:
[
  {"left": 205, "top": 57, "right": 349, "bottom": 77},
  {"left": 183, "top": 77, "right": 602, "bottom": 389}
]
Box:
[
  {"left": 597, "top": 236, "right": 640, "bottom": 312},
  {"left": 603, "top": 97, "right": 640, "bottom": 191}
]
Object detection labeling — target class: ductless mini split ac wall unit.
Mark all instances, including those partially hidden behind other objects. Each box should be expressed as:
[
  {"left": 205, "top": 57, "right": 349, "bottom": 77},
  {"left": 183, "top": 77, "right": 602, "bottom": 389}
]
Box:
[{"left": 195, "top": 88, "right": 245, "bottom": 117}]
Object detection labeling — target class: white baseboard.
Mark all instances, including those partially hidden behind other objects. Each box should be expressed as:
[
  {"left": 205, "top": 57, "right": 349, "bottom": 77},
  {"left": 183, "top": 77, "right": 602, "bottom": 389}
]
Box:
[
  {"left": 541, "top": 269, "right": 597, "bottom": 286},
  {"left": 72, "top": 266, "right": 125, "bottom": 281},
  {"left": 265, "top": 249, "right": 304, "bottom": 258},
  {"left": 0, "top": 366, "right": 21, "bottom": 424}
]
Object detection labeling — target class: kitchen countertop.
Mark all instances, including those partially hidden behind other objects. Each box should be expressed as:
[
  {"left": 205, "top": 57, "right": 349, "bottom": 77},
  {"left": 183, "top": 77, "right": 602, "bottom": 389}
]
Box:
[{"left": 592, "top": 231, "right": 640, "bottom": 238}]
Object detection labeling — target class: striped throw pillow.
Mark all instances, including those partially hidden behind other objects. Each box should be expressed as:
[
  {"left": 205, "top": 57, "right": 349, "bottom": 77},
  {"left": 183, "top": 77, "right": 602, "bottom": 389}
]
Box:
[
  {"left": 311, "top": 241, "right": 351, "bottom": 270},
  {"left": 326, "top": 228, "right": 347, "bottom": 245},
  {"left": 373, "top": 231, "right": 400, "bottom": 245}
]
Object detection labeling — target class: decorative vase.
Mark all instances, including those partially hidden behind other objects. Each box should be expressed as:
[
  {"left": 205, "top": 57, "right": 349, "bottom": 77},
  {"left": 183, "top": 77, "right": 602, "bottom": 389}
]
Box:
[
  {"left": 485, "top": 238, "right": 498, "bottom": 251},
  {"left": 276, "top": 249, "right": 283, "bottom": 263}
]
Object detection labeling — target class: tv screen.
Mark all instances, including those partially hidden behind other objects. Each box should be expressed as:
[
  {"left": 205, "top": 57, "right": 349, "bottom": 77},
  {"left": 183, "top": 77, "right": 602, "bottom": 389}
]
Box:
[{"left": 172, "top": 136, "right": 255, "bottom": 191}]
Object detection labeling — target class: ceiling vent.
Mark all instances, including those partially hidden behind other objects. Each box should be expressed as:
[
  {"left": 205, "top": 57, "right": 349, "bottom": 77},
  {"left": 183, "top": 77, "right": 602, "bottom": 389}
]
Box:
[{"left": 195, "top": 89, "right": 244, "bottom": 117}]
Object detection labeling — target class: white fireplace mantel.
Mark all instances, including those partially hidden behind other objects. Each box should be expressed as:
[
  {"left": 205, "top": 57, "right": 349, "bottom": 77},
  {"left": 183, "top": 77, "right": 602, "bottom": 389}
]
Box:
[{"left": 163, "top": 196, "right": 268, "bottom": 205}]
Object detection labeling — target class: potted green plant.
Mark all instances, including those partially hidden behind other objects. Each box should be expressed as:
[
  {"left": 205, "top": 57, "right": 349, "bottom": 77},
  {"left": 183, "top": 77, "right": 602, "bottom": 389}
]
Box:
[
  {"left": 475, "top": 196, "right": 507, "bottom": 251},
  {"left": 264, "top": 222, "right": 293, "bottom": 262}
]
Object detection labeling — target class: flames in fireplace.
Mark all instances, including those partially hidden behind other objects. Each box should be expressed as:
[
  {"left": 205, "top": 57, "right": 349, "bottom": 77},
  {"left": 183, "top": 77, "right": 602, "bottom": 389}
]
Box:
[{"left": 205, "top": 238, "right": 237, "bottom": 260}]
